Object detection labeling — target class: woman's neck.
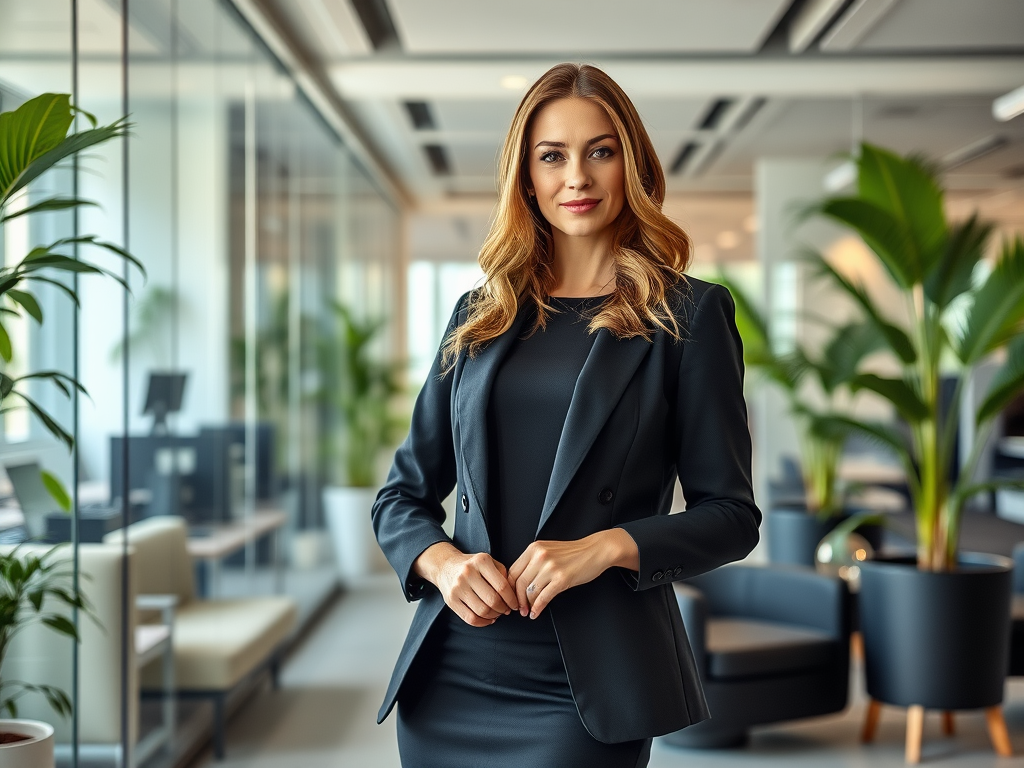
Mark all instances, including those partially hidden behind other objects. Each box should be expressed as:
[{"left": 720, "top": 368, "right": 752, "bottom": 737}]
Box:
[{"left": 549, "top": 229, "right": 616, "bottom": 297}]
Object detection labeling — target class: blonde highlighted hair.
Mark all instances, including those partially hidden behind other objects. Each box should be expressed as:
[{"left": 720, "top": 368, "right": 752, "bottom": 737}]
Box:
[{"left": 442, "top": 63, "right": 692, "bottom": 371}]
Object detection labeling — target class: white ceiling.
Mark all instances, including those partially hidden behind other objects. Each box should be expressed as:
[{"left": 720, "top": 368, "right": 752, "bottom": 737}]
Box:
[
  {"left": 261, "top": 0, "right": 1024, "bottom": 262},
  {"left": 387, "top": 0, "right": 792, "bottom": 54}
]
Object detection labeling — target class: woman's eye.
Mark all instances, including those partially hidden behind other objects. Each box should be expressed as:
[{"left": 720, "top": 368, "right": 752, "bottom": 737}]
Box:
[
  {"left": 539, "top": 151, "right": 563, "bottom": 163},
  {"left": 591, "top": 146, "right": 613, "bottom": 159}
]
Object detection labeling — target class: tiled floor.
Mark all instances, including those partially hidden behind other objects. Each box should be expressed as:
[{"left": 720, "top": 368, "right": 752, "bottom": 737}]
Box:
[{"left": 190, "top": 574, "right": 1024, "bottom": 768}]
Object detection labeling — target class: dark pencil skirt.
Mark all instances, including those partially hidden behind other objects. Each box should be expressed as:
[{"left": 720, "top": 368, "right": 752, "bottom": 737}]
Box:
[{"left": 396, "top": 607, "right": 652, "bottom": 768}]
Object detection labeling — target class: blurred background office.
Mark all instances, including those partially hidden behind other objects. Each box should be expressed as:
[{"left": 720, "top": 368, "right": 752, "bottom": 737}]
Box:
[{"left": 0, "top": 1, "right": 1022, "bottom": 767}]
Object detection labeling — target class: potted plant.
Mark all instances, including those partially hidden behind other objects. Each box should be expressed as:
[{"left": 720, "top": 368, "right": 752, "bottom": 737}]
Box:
[
  {"left": 320, "top": 302, "right": 405, "bottom": 581},
  {"left": 719, "top": 274, "right": 884, "bottom": 565},
  {"left": 808, "top": 142, "right": 1024, "bottom": 762},
  {"left": 0, "top": 545, "right": 88, "bottom": 767},
  {"left": 0, "top": 92, "right": 142, "bottom": 759}
]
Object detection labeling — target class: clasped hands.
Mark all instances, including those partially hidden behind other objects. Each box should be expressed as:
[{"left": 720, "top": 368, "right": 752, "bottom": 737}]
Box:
[{"left": 413, "top": 529, "right": 639, "bottom": 627}]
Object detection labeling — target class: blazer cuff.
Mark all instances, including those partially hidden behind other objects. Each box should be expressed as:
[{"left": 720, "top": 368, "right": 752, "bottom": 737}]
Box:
[
  {"left": 616, "top": 518, "right": 685, "bottom": 591},
  {"left": 613, "top": 525, "right": 641, "bottom": 591},
  {"left": 399, "top": 534, "right": 453, "bottom": 602}
]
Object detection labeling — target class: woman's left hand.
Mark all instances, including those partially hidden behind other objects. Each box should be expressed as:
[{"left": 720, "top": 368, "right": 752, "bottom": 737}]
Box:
[{"left": 508, "top": 528, "right": 639, "bottom": 619}]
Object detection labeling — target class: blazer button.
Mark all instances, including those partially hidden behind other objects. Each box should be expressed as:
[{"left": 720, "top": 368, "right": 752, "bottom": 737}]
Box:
[
  {"left": 652, "top": 570, "right": 664, "bottom": 581},
  {"left": 598, "top": 488, "right": 614, "bottom": 504},
  {"left": 461, "top": 494, "right": 468, "bottom": 512}
]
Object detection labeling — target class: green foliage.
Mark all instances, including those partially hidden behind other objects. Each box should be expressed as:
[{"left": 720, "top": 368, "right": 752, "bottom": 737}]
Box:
[
  {"left": 716, "top": 274, "right": 882, "bottom": 516},
  {"left": 0, "top": 92, "right": 143, "bottom": 509},
  {"left": 807, "top": 142, "right": 1024, "bottom": 570},
  {"left": 321, "top": 303, "right": 406, "bottom": 488},
  {"left": 0, "top": 545, "right": 90, "bottom": 719}
]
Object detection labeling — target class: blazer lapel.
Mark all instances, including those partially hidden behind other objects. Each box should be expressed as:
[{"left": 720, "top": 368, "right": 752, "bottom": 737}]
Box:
[
  {"left": 456, "top": 302, "right": 535, "bottom": 524},
  {"left": 536, "top": 329, "right": 651, "bottom": 535}
]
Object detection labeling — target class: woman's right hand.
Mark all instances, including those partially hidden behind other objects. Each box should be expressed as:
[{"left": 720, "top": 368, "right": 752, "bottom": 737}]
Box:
[{"left": 413, "top": 542, "right": 519, "bottom": 627}]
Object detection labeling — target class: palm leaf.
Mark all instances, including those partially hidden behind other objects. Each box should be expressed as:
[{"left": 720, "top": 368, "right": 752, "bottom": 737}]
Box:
[
  {"left": 6, "top": 289, "right": 43, "bottom": 323},
  {"left": 956, "top": 235, "right": 1024, "bottom": 365},
  {"left": 805, "top": 252, "right": 916, "bottom": 363},
  {"left": 856, "top": 143, "right": 946, "bottom": 280},
  {"left": 925, "top": 214, "right": 992, "bottom": 309},
  {"left": 850, "top": 373, "right": 930, "bottom": 423},
  {"left": 977, "top": 334, "right": 1024, "bottom": 426},
  {"left": 0, "top": 94, "right": 74, "bottom": 204},
  {"left": 0, "top": 196, "right": 96, "bottom": 224},
  {"left": 817, "top": 320, "right": 887, "bottom": 392}
]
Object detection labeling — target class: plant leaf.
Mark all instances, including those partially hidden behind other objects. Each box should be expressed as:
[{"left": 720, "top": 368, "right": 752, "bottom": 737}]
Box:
[
  {"left": 6, "top": 289, "right": 43, "bottom": 324},
  {"left": 977, "top": 334, "right": 1024, "bottom": 426},
  {"left": 850, "top": 373, "right": 930, "bottom": 423},
  {"left": 925, "top": 213, "right": 992, "bottom": 309},
  {"left": 0, "top": 196, "right": 96, "bottom": 224},
  {"left": 956, "top": 235, "right": 1024, "bottom": 365},
  {"left": 40, "top": 471, "right": 71, "bottom": 512},
  {"left": 40, "top": 614, "right": 78, "bottom": 641},
  {"left": 0, "top": 94, "right": 73, "bottom": 205},
  {"left": 11, "top": 391, "right": 73, "bottom": 450},
  {"left": 0, "top": 322, "right": 11, "bottom": 362}
]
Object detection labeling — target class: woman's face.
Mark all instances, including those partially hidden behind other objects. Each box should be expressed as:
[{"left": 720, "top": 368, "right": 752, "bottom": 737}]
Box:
[{"left": 527, "top": 97, "right": 625, "bottom": 242}]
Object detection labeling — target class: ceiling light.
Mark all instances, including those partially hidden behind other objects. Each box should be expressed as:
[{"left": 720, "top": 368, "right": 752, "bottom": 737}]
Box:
[
  {"left": 824, "top": 160, "right": 857, "bottom": 193},
  {"left": 716, "top": 231, "right": 739, "bottom": 250},
  {"left": 500, "top": 75, "right": 529, "bottom": 91},
  {"left": 993, "top": 86, "right": 1024, "bottom": 122},
  {"left": 941, "top": 135, "right": 1008, "bottom": 171}
]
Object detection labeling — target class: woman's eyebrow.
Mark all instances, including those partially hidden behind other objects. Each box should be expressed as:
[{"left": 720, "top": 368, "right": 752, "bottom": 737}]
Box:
[{"left": 533, "top": 133, "right": 618, "bottom": 150}]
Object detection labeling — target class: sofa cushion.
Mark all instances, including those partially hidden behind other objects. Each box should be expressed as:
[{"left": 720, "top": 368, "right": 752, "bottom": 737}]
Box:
[
  {"left": 142, "top": 596, "right": 296, "bottom": 690},
  {"left": 705, "top": 618, "right": 836, "bottom": 679}
]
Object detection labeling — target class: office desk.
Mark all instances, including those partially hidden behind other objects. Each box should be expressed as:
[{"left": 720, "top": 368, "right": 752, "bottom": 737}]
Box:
[{"left": 188, "top": 507, "right": 287, "bottom": 597}]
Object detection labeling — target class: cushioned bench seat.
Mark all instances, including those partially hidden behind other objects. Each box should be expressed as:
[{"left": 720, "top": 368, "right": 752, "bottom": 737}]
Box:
[
  {"left": 705, "top": 618, "right": 836, "bottom": 679},
  {"left": 142, "top": 597, "right": 297, "bottom": 690}
]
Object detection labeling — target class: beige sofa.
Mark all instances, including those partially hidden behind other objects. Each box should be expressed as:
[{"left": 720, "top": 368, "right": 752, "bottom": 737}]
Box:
[{"left": 105, "top": 516, "right": 297, "bottom": 759}]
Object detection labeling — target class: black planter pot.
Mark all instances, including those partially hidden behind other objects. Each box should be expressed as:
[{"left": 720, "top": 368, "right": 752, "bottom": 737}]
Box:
[
  {"left": 859, "top": 553, "right": 1013, "bottom": 710},
  {"left": 767, "top": 507, "right": 839, "bottom": 567},
  {"left": 768, "top": 505, "right": 886, "bottom": 568}
]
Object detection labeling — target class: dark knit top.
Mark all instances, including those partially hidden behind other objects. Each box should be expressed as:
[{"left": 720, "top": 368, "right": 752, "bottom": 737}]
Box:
[{"left": 486, "top": 295, "right": 609, "bottom": 568}]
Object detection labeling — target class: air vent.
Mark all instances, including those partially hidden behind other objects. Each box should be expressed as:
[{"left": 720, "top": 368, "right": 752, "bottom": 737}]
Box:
[
  {"left": 350, "top": 0, "right": 402, "bottom": 51},
  {"left": 697, "top": 99, "right": 733, "bottom": 131},
  {"left": 423, "top": 145, "right": 452, "bottom": 176},
  {"left": 732, "top": 98, "right": 766, "bottom": 132},
  {"left": 670, "top": 142, "right": 701, "bottom": 175},
  {"left": 404, "top": 101, "right": 436, "bottom": 131}
]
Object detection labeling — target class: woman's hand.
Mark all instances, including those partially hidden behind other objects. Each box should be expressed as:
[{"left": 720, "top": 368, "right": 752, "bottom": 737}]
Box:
[
  {"left": 412, "top": 542, "right": 520, "bottom": 627},
  {"left": 508, "top": 528, "right": 639, "bottom": 619}
]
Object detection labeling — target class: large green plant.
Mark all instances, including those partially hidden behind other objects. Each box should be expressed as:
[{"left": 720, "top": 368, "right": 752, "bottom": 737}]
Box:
[
  {"left": 0, "top": 93, "right": 142, "bottom": 452},
  {"left": 719, "top": 274, "right": 883, "bottom": 516},
  {"left": 322, "top": 302, "right": 405, "bottom": 488},
  {"left": 0, "top": 92, "right": 142, "bottom": 719},
  {"left": 0, "top": 546, "right": 87, "bottom": 718},
  {"left": 807, "top": 142, "right": 1024, "bottom": 571}
]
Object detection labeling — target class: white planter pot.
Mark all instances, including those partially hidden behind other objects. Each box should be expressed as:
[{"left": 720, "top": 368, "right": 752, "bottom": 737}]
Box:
[
  {"left": 323, "top": 486, "right": 387, "bottom": 582},
  {"left": 0, "top": 720, "right": 54, "bottom": 768}
]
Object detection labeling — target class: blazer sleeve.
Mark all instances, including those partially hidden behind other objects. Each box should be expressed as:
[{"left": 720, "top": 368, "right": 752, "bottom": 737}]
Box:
[
  {"left": 371, "top": 292, "right": 469, "bottom": 602},
  {"left": 617, "top": 283, "right": 762, "bottom": 590}
]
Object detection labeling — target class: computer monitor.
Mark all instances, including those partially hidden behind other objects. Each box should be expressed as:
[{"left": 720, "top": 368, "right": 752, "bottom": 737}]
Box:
[
  {"left": 144, "top": 372, "right": 187, "bottom": 435},
  {"left": 6, "top": 462, "right": 60, "bottom": 539}
]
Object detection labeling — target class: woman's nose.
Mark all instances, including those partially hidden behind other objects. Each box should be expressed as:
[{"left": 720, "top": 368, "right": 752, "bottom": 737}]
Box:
[{"left": 565, "top": 158, "right": 591, "bottom": 190}]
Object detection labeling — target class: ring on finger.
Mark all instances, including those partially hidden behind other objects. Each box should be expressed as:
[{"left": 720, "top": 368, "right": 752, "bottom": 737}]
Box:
[{"left": 526, "top": 583, "right": 537, "bottom": 595}]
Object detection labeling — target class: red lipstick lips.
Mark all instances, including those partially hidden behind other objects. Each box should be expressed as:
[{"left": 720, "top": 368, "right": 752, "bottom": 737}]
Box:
[{"left": 560, "top": 198, "right": 600, "bottom": 214}]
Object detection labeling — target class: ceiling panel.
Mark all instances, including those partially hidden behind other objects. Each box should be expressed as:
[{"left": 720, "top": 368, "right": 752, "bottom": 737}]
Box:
[
  {"left": 432, "top": 100, "right": 518, "bottom": 133},
  {"left": 856, "top": 0, "right": 1024, "bottom": 50},
  {"left": 388, "top": 0, "right": 792, "bottom": 54},
  {"left": 448, "top": 143, "right": 502, "bottom": 178}
]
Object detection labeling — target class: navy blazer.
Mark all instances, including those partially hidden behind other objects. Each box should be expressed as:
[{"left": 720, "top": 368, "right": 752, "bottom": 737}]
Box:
[{"left": 372, "top": 276, "right": 761, "bottom": 743}]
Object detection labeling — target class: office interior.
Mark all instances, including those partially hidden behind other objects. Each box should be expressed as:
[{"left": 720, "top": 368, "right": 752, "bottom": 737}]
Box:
[{"left": 0, "top": 0, "right": 1023, "bottom": 766}]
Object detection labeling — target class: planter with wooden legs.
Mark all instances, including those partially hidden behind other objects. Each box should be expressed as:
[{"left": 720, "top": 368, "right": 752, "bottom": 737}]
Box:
[{"left": 858, "top": 555, "right": 1014, "bottom": 763}]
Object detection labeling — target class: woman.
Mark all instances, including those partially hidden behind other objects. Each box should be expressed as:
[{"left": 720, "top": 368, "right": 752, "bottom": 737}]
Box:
[{"left": 372, "top": 63, "right": 761, "bottom": 768}]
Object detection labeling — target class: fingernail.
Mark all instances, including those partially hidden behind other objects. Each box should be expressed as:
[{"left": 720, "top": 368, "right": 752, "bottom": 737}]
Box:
[
  {"left": 529, "top": 611, "right": 536, "bottom": 620},
  {"left": 520, "top": 608, "right": 528, "bottom": 617}
]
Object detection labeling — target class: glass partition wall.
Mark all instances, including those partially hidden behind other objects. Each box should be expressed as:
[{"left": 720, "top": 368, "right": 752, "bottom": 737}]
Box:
[{"left": 0, "top": 0, "right": 399, "bottom": 764}]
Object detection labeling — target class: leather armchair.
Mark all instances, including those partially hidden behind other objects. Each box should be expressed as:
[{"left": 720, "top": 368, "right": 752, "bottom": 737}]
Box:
[{"left": 665, "top": 564, "right": 852, "bottom": 748}]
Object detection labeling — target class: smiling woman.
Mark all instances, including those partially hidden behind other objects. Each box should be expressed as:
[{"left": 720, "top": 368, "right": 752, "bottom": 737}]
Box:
[{"left": 372, "top": 62, "right": 761, "bottom": 768}]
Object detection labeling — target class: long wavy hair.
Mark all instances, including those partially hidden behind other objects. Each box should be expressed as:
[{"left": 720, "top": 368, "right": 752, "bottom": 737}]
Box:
[{"left": 442, "top": 63, "right": 692, "bottom": 372}]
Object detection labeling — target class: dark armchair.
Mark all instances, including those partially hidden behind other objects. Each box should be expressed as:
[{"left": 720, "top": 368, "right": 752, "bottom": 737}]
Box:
[{"left": 664, "top": 564, "right": 852, "bottom": 748}]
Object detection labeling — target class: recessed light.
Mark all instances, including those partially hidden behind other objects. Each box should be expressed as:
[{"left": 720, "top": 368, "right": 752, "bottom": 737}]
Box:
[
  {"left": 993, "top": 85, "right": 1024, "bottom": 122},
  {"left": 500, "top": 75, "right": 529, "bottom": 91}
]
